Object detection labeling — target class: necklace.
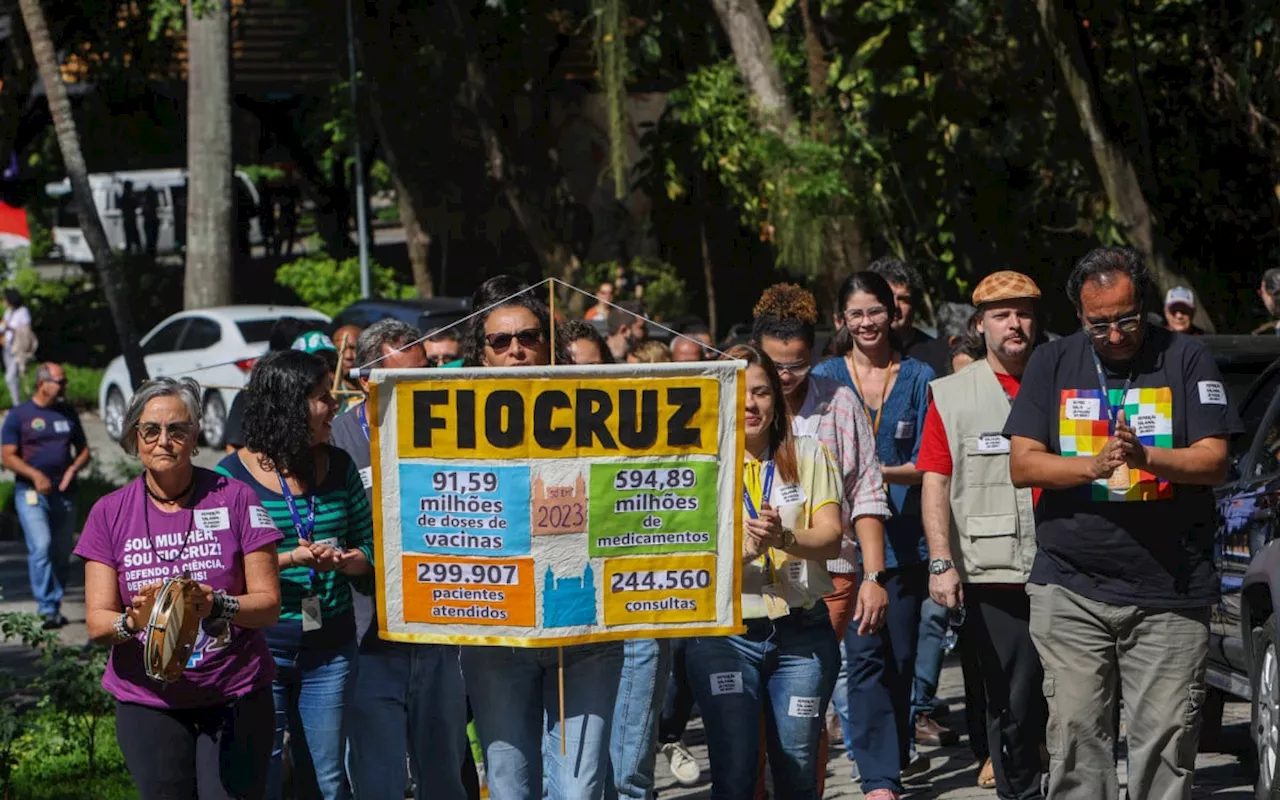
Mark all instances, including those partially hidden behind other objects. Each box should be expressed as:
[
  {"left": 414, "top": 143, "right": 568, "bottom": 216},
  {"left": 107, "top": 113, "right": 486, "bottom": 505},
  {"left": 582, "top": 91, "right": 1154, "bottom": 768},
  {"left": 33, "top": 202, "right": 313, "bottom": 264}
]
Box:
[
  {"left": 141, "top": 476, "right": 198, "bottom": 564},
  {"left": 848, "top": 353, "right": 898, "bottom": 437},
  {"left": 145, "top": 473, "right": 196, "bottom": 504}
]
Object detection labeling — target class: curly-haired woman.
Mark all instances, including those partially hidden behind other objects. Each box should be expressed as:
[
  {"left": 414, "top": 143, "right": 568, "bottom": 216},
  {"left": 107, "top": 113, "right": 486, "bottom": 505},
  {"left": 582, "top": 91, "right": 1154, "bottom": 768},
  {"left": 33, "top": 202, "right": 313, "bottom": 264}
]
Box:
[
  {"left": 459, "top": 280, "right": 621, "bottom": 799},
  {"left": 216, "top": 350, "right": 374, "bottom": 800}
]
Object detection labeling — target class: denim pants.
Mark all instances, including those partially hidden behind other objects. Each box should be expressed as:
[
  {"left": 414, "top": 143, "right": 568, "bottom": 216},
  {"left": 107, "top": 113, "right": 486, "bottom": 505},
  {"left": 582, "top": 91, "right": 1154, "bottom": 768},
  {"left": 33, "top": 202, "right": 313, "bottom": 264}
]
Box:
[
  {"left": 347, "top": 643, "right": 467, "bottom": 800},
  {"left": 267, "top": 640, "right": 358, "bottom": 800},
  {"left": 604, "top": 639, "right": 671, "bottom": 799},
  {"left": 462, "top": 642, "right": 623, "bottom": 800},
  {"left": 686, "top": 602, "right": 838, "bottom": 800},
  {"left": 16, "top": 484, "right": 75, "bottom": 616},
  {"left": 843, "top": 564, "right": 925, "bottom": 794}
]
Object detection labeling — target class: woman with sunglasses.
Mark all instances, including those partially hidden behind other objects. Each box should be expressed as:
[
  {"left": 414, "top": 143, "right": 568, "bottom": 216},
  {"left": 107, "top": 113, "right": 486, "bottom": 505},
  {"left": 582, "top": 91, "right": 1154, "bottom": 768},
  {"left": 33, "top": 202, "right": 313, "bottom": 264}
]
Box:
[
  {"left": 812, "top": 271, "right": 935, "bottom": 800},
  {"left": 216, "top": 351, "right": 374, "bottom": 800},
  {"left": 684, "top": 345, "right": 842, "bottom": 799},
  {"left": 458, "top": 284, "right": 619, "bottom": 799},
  {"left": 77, "top": 378, "right": 283, "bottom": 799}
]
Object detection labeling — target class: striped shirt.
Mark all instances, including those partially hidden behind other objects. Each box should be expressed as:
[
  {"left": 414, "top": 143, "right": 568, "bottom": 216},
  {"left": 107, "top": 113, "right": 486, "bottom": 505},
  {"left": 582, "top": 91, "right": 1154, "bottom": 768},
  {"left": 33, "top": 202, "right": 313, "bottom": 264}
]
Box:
[
  {"left": 216, "top": 446, "right": 374, "bottom": 649},
  {"left": 793, "top": 374, "right": 892, "bottom": 573}
]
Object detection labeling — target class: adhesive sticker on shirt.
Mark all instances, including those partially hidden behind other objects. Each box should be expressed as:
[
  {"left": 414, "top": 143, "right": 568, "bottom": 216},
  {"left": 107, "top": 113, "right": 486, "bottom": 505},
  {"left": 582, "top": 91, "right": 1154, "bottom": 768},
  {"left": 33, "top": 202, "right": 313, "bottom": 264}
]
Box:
[
  {"left": 895, "top": 420, "right": 915, "bottom": 440},
  {"left": 976, "top": 433, "right": 1010, "bottom": 454},
  {"left": 772, "top": 483, "right": 807, "bottom": 507},
  {"left": 359, "top": 466, "right": 373, "bottom": 490},
  {"left": 194, "top": 507, "right": 230, "bottom": 532},
  {"left": 788, "top": 696, "right": 821, "bottom": 717},
  {"left": 52, "top": 420, "right": 71, "bottom": 434},
  {"left": 710, "top": 671, "right": 744, "bottom": 696},
  {"left": 1065, "top": 398, "right": 1100, "bottom": 420},
  {"left": 249, "top": 506, "right": 275, "bottom": 529},
  {"left": 1197, "top": 380, "right": 1227, "bottom": 406}
]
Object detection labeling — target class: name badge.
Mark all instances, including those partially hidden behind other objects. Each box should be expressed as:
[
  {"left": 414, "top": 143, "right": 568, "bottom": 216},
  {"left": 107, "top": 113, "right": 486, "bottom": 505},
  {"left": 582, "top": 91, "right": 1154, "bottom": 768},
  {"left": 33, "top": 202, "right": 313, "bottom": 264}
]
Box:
[
  {"left": 895, "top": 419, "right": 915, "bottom": 439},
  {"left": 1065, "top": 398, "right": 1100, "bottom": 420},
  {"left": 301, "top": 596, "right": 323, "bottom": 632},
  {"left": 194, "top": 507, "right": 231, "bottom": 532},
  {"left": 976, "top": 433, "right": 1010, "bottom": 454},
  {"left": 359, "top": 466, "right": 373, "bottom": 490},
  {"left": 53, "top": 420, "right": 71, "bottom": 434},
  {"left": 312, "top": 536, "right": 340, "bottom": 549},
  {"left": 773, "top": 483, "right": 807, "bottom": 506}
]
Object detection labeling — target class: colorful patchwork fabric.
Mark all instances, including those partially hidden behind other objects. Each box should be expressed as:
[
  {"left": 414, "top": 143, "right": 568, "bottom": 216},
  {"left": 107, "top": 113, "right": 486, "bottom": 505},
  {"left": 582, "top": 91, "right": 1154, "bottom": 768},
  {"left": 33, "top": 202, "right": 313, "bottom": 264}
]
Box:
[{"left": 1058, "top": 387, "right": 1174, "bottom": 502}]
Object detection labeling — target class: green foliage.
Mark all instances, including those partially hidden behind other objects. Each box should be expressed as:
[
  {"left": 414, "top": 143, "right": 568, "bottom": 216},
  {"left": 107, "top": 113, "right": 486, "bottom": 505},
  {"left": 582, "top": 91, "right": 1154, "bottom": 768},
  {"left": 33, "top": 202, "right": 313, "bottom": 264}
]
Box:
[
  {"left": 0, "top": 364, "right": 103, "bottom": 411},
  {"left": 583, "top": 258, "right": 687, "bottom": 321},
  {"left": 275, "top": 253, "right": 416, "bottom": 317}
]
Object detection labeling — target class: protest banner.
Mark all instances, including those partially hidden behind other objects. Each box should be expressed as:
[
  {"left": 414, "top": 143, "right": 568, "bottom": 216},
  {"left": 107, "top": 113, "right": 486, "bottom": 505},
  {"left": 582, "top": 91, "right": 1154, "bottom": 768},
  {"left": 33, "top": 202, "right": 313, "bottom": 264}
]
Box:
[{"left": 368, "top": 360, "right": 746, "bottom": 646}]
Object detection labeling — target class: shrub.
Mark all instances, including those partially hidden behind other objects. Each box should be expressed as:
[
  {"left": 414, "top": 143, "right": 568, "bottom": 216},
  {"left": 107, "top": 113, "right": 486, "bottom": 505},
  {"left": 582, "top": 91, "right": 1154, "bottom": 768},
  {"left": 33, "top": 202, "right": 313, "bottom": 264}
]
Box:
[
  {"left": 275, "top": 253, "right": 417, "bottom": 317},
  {"left": 0, "top": 364, "right": 103, "bottom": 411}
]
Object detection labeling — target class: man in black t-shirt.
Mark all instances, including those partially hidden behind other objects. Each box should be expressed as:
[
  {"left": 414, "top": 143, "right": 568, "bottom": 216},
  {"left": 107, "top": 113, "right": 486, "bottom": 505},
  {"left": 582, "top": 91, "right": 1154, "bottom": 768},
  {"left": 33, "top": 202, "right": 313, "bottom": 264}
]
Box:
[{"left": 1004, "top": 247, "right": 1241, "bottom": 799}]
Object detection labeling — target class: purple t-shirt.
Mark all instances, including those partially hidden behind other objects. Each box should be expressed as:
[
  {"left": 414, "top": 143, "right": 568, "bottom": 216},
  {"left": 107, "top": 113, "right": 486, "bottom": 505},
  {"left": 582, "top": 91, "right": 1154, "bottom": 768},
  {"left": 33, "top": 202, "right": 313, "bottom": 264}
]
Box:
[{"left": 73, "top": 468, "right": 284, "bottom": 709}]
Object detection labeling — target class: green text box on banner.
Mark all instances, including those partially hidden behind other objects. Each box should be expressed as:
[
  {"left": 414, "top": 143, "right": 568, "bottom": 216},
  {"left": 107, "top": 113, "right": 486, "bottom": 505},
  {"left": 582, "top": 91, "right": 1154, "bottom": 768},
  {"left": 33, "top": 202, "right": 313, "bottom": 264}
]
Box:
[{"left": 588, "top": 461, "right": 718, "bottom": 556}]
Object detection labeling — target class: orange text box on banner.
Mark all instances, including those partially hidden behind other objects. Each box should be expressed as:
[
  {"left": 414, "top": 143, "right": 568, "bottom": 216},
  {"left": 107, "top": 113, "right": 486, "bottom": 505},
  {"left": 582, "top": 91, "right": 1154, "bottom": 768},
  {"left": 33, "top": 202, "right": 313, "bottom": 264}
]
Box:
[
  {"left": 401, "top": 555, "right": 536, "bottom": 627},
  {"left": 395, "top": 377, "right": 719, "bottom": 460},
  {"left": 602, "top": 554, "right": 717, "bottom": 626}
]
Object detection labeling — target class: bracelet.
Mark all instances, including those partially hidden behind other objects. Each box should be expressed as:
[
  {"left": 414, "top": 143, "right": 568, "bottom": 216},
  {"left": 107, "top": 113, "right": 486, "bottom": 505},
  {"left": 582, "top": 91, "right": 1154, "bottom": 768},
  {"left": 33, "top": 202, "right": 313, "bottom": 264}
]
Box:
[
  {"left": 210, "top": 591, "right": 239, "bottom": 626},
  {"left": 111, "top": 612, "right": 134, "bottom": 644},
  {"left": 288, "top": 552, "right": 296, "bottom": 568}
]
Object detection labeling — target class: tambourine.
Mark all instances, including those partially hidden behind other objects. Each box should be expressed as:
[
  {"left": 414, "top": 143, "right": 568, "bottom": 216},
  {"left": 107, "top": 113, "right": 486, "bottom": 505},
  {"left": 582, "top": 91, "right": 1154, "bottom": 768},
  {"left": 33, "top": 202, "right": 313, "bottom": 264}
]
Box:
[{"left": 142, "top": 576, "right": 201, "bottom": 683}]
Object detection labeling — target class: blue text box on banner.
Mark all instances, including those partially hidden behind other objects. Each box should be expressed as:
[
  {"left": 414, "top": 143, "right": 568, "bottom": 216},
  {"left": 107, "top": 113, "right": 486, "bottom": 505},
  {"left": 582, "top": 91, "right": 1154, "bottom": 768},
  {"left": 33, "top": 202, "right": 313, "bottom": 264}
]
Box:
[{"left": 400, "top": 463, "right": 532, "bottom": 556}]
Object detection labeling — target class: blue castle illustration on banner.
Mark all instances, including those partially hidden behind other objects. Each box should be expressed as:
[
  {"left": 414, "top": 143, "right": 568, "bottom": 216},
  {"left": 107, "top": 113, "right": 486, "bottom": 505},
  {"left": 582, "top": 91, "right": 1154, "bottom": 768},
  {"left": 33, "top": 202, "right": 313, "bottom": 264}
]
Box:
[{"left": 543, "top": 564, "right": 597, "bottom": 628}]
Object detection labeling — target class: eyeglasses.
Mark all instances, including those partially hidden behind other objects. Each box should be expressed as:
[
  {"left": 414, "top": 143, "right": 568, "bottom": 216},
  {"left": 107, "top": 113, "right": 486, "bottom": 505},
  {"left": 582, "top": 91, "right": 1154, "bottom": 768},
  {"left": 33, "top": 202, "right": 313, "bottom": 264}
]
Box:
[
  {"left": 842, "top": 307, "right": 889, "bottom": 325},
  {"left": 138, "top": 421, "right": 195, "bottom": 445},
  {"left": 43, "top": 378, "right": 67, "bottom": 386},
  {"left": 485, "top": 328, "right": 543, "bottom": 353},
  {"left": 1083, "top": 313, "right": 1142, "bottom": 339},
  {"left": 424, "top": 354, "right": 458, "bottom": 368},
  {"left": 773, "top": 360, "right": 811, "bottom": 378}
]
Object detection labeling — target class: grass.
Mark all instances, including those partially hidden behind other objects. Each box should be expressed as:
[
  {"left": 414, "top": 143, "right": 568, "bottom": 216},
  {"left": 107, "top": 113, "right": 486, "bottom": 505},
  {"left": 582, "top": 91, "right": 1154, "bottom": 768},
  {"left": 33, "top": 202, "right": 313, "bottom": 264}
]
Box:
[
  {"left": 7, "top": 712, "right": 135, "bottom": 799},
  {"left": 0, "top": 365, "right": 103, "bottom": 411}
]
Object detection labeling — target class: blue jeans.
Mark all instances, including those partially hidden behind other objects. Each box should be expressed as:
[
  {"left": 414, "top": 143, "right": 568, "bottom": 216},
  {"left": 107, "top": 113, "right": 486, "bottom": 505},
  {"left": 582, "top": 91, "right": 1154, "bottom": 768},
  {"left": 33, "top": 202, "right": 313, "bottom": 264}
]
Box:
[
  {"left": 347, "top": 644, "right": 467, "bottom": 800},
  {"left": 604, "top": 639, "right": 671, "bottom": 799},
  {"left": 267, "top": 641, "right": 358, "bottom": 800},
  {"left": 462, "top": 642, "right": 623, "bottom": 800},
  {"left": 686, "top": 603, "right": 838, "bottom": 800},
  {"left": 844, "top": 565, "right": 925, "bottom": 794},
  {"left": 16, "top": 484, "right": 74, "bottom": 616}
]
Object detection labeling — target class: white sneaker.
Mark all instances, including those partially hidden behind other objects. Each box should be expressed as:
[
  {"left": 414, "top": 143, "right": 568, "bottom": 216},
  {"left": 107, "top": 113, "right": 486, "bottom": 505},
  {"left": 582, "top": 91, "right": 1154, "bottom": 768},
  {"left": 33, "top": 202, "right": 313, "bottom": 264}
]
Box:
[{"left": 660, "top": 741, "right": 701, "bottom": 786}]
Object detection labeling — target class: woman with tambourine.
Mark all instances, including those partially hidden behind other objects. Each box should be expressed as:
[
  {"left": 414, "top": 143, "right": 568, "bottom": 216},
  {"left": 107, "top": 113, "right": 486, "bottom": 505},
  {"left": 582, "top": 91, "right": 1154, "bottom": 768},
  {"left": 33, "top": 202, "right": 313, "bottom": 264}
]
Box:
[
  {"left": 216, "top": 349, "right": 374, "bottom": 800},
  {"left": 77, "top": 378, "right": 283, "bottom": 799}
]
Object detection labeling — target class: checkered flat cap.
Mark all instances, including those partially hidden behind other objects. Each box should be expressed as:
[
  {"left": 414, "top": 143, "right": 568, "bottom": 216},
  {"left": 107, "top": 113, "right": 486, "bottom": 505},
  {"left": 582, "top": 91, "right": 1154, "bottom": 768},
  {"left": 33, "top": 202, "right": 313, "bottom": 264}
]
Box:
[{"left": 972, "top": 271, "right": 1041, "bottom": 306}]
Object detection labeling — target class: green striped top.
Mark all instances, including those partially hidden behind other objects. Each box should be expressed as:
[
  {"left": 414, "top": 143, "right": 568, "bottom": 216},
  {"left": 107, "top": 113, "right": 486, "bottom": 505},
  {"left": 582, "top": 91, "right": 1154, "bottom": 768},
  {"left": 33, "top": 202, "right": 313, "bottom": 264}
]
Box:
[{"left": 216, "top": 446, "right": 374, "bottom": 649}]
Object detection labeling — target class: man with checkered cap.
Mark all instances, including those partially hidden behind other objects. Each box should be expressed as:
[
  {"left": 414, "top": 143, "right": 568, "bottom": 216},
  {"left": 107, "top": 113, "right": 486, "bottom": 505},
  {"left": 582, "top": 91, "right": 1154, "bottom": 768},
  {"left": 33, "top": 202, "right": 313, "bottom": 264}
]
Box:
[
  {"left": 916, "top": 269, "right": 1045, "bottom": 799},
  {"left": 1004, "top": 247, "right": 1242, "bottom": 799}
]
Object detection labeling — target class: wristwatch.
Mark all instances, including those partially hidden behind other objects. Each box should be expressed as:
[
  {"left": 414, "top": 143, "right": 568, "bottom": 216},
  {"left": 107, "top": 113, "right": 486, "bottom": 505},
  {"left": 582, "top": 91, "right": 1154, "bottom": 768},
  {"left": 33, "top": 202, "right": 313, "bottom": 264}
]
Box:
[
  {"left": 928, "top": 558, "right": 955, "bottom": 575},
  {"left": 863, "top": 571, "right": 885, "bottom": 586}
]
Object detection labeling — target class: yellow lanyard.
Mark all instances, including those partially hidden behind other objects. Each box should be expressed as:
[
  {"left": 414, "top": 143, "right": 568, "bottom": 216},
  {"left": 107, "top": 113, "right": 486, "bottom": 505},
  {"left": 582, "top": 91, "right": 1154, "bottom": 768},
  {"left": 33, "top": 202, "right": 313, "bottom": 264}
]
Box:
[{"left": 849, "top": 358, "right": 897, "bottom": 437}]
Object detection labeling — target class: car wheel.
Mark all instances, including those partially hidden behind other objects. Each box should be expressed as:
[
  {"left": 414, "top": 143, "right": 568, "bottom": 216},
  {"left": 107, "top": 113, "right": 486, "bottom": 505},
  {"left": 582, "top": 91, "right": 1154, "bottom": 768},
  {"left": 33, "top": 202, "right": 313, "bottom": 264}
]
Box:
[
  {"left": 1254, "top": 615, "right": 1280, "bottom": 799},
  {"left": 201, "top": 392, "right": 227, "bottom": 450},
  {"left": 103, "top": 387, "right": 126, "bottom": 441}
]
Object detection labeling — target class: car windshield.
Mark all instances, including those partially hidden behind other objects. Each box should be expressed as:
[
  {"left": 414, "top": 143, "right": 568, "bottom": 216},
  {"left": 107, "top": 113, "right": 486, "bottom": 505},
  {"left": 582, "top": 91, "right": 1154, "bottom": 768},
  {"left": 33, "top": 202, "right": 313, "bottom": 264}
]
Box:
[{"left": 236, "top": 318, "right": 295, "bottom": 344}]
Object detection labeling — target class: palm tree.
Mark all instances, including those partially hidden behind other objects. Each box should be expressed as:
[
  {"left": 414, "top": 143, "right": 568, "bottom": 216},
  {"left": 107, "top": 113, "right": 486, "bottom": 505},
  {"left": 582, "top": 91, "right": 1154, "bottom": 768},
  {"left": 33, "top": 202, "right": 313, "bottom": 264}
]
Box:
[{"left": 15, "top": 0, "right": 148, "bottom": 387}]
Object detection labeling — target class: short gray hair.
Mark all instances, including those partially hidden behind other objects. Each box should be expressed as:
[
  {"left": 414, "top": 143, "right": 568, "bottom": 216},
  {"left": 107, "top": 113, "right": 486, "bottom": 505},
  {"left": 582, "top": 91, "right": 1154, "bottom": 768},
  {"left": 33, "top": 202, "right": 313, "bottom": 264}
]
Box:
[
  {"left": 121, "top": 378, "right": 202, "bottom": 456},
  {"left": 936, "top": 302, "right": 976, "bottom": 341},
  {"left": 356, "top": 318, "right": 423, "bottom": 369}
]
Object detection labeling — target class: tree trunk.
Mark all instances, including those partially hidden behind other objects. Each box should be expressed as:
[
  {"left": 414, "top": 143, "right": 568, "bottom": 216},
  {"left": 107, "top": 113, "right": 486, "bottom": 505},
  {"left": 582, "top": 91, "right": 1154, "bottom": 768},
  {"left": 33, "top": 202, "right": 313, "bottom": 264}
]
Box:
[
  {"left": 446, "top": 0, "right": 580, "bottom": 293},
  {"left": 16, "top": 0, "right": 148, "bottom": 387},
  {"left": 796, "top": 0, "right": 834, "bottom": 139},
  {"left": 708, "top": 0, "right": 794, "bottom": 132},
  {"left": 184, "top": 0, "right": 233, "bottom": 309},
  {"left": 698, "top": 207, "right": 718, "bottom": 338},
  {"left": 394, "top": 173, "right": 434, "bottom": 297},
  {"left": 1034, "top": 0, "right": 1215, "bottom": 331}
]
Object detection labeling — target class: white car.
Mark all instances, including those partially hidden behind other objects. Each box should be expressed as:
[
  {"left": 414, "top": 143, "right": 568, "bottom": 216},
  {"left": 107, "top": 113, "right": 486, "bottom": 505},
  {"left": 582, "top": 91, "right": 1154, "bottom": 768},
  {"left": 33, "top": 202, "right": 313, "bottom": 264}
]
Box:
[{"left": 98, "top": 305, "right": 331, "bottom": 449}]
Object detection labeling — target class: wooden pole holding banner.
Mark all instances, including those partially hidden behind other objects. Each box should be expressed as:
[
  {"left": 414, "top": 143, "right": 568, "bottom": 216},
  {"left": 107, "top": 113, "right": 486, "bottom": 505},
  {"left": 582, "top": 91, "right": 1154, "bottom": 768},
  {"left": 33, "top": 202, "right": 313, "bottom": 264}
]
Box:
[
  {"left": 550, "top": 281, "right": 567, "bottom": 757},
  {"left": 332, "top": 332, "right": 350, "bottom": 394}
]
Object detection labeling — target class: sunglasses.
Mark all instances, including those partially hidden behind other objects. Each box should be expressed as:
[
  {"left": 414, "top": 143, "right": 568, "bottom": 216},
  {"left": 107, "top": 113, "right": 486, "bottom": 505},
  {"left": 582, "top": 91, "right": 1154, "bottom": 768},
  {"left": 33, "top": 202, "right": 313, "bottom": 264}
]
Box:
[
  {"left": 485, "top": 328, "right": 543, "bottom": 354},
  {"left": 43, "top": 378, "right": 68, "bottom": 386},
  {"left": 1083, "top": 313, "right": 1142, "bottom": 339},
  {"left": 425, "top": 354, "right": 458, "bottom": 368},
  {"left": 138, "top": 421, "right": 195, "bottom": 445}
]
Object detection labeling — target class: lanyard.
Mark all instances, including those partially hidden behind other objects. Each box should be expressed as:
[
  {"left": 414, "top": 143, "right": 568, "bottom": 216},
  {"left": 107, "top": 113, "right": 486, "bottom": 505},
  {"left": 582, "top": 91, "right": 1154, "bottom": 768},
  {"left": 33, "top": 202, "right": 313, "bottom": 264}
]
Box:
[
  {"left": 277, "top": 474, "right": 317, "bottom": 584},
  {"left": 849, "top": 358, "right": 896, "bottom": 437},
  {"left": 358, "top": 403, "right": 370, "bottom": 442},
  {"left": 1089, "top": 348, "right": 1134, "bottom": 434},
  {"left": 742, "top": 461, "right": 775, "bottom": 520}
]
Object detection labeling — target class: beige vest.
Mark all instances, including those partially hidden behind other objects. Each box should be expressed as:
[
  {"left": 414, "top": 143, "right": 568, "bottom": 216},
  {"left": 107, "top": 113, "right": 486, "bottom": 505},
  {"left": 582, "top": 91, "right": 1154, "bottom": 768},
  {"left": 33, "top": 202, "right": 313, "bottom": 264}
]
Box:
[{"left": 930, "top": 360, "right": 1036, "bottom": 584}]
